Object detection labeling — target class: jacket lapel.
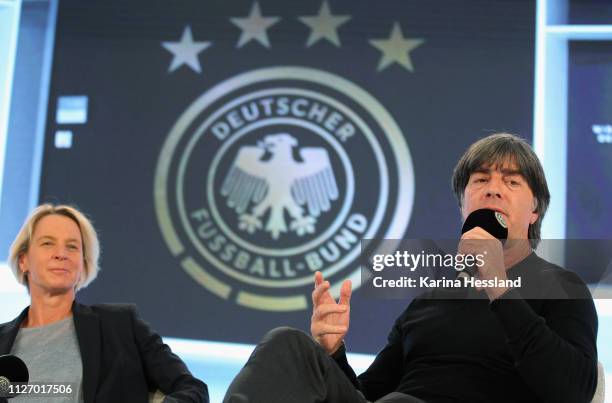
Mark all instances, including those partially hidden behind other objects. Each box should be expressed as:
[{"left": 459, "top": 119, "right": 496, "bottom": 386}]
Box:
[
  {"left": 0, "top": 307, "right": 29, "bottom": 355},
  {"left": 73, "top": 302, "right": 101, "bottom": 403}
]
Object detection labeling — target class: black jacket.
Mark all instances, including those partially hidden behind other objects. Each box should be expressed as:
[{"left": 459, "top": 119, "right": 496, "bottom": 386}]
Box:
[{"left": 0, "top": 302, "right": 208, "bottom": 403}]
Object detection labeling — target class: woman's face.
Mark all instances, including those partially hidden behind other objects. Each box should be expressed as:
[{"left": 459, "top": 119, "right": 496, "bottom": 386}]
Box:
[{"left": 19, "top": 214, "right": 85, "bottom": 295}]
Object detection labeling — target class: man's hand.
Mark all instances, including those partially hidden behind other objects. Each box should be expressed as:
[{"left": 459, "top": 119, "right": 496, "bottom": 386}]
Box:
[
  {"left": 310, "top": 271, "right": 352, "bottom": 355},
  {"left": 459, "top": 226, "right": 508, "bottom": 301}
]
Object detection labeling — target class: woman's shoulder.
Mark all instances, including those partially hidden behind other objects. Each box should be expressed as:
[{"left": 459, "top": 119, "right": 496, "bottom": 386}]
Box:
[
  {"left": 0, "top": 308, "right": 28, "bottom": 333},
  {"left": 87, "top": 303, "right": 138, "bottom": 313},
  {"left": 75, "top": 303, "right": 140, "bottom": 322}
]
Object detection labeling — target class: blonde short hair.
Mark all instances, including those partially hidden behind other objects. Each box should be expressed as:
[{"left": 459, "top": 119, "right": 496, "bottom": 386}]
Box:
[{"left": 8, "top": 204, "right": 100, "bottom": 291}]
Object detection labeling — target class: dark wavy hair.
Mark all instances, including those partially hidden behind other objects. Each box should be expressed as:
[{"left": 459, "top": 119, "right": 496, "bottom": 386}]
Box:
[{"left": 452, "top": 133, "right": 550, "bottom": 248}]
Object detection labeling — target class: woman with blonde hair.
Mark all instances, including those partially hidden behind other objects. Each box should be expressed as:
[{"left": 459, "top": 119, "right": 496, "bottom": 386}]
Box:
[{"left": 0, "top": 204, "right": 208, "bottom": 402}]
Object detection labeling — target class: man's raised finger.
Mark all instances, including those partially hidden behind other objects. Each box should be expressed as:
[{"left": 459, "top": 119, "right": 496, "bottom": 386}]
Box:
[
  {"left": 311, "top": 280, "right": 330, "bottom": 305},
  {"left": 314, "top": 271, "right": 324, "bottom": 287},
  {"left": 339, "top": 279, "right": 352, "bottom": 306}
]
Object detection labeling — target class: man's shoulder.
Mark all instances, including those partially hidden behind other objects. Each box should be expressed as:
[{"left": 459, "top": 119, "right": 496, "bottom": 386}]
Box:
[
  {"left": 531, "top": 253, "right": 585, "bottom": 281},
  {"left": 531, "top": 253, "right": 593, "bottom": 299}
]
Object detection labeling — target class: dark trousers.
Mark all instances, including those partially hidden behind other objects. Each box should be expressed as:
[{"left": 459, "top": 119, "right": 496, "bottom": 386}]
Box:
[{"left": 223, "top": 327, "right": 426, "bottom": 403}]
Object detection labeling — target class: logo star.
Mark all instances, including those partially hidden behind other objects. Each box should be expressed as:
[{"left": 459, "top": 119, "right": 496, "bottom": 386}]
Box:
[
  {"left": 230, "top": 2, "right": 281, "bottom": 48},
  {"left": 369, "top": 22, "right": 424, "bottom": 72},
  {"left": 161, "top": 26, "right": 211, "bottom": 74},
  {"left": 298, "top": 0, "right": 351, "bottom": 47}
]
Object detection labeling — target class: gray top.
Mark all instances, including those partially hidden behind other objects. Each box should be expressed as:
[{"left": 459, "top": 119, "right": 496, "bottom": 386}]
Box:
[{"left": 10, "top": 316, "right": 84, "bottom": 403}]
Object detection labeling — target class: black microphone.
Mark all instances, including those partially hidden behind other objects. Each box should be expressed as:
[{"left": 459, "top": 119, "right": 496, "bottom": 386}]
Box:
[
  {"left": 0, "top": 355, "right": 29, "bottom": 399},
  {"left": 458, "top": 208, "right": 508, "bottom": 279},
  {"left": 461, "top": 208, "right": 508, "bottom": 243}
]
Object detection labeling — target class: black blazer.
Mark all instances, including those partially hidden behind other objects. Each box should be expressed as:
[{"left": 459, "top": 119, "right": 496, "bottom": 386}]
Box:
[{"left": 0, "top": 302, "right": 208, "bottom": 403}]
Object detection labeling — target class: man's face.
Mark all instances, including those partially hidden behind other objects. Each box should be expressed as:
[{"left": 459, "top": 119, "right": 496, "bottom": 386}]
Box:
[{"left": 461, "top": 161, "right": 538, "bottom": 240}]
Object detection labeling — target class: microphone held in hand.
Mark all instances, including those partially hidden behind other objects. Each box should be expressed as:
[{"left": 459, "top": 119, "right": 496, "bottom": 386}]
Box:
[
  {"left": 458, "top": 209, "right": 508, "bottom": 279},
  {"left": 0, "top": 355, "right": 29, "bottom": 399},
  {"left": 461, "top": 208, "right": 508, "bottom": 243}
]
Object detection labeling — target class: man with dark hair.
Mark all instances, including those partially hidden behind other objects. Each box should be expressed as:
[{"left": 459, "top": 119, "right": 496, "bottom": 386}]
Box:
[
  {"left": 451, "top": 133, "right": 550, "bottom": 247},
  {"left": 224, "top": 133, "right": 598, "bottom": 403}
]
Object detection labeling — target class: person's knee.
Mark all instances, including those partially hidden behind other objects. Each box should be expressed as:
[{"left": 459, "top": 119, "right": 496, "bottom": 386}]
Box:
[
  {"left": 259, "top": 327, "right": 323, "bottom": 357},
  {"left": 223, "top": 393, "right": 248, "bottom": 403},
  {"left": 262, "top": 326, "right": 311, "bottom": 346},
  {"left": 246, "top": 327, "right": 317, "bottom": 367}
]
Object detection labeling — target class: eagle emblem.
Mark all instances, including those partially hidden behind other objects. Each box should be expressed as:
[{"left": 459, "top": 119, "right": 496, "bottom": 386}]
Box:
[{"left": 221, "top": 133, "right": 339, "bottom": 239}]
